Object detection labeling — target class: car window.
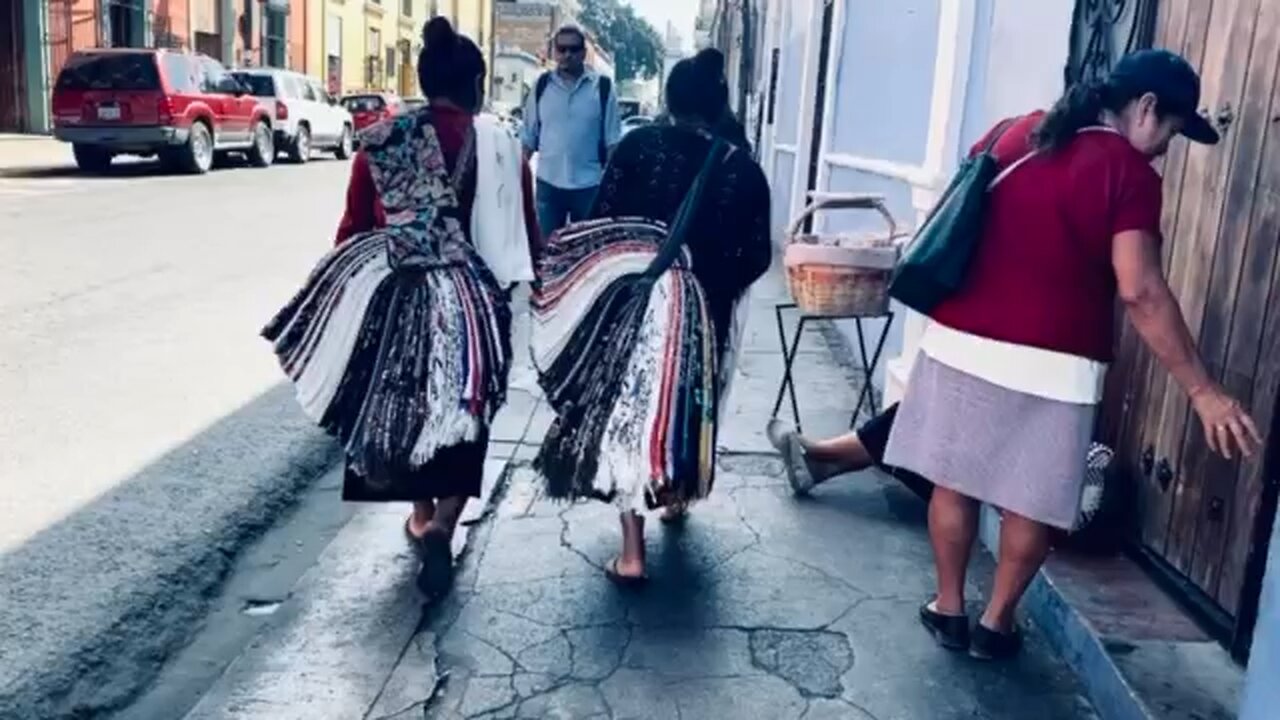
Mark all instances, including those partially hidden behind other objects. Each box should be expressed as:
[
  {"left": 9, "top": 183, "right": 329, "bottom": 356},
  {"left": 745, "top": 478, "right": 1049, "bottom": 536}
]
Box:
[
  {"left": 341, "top": 95, "right": 385, "bottom": 113},
  {"left": 161, "top": 54, "right": 199, "bottom": 93},
  {"left": 199, "top": 57, "right": 231, "bottom": 92},
  {"left": 56, "top": 53, "right": 161, "bottom": 91},
  {"left": 310, "top": 82, "right": 331, "bottom": 105},
  {"left": 299, "top": 81, "right": 317, "bottom": 102},
  {"left": 231, "top": 72, "right": 276, "bottom": 97}
]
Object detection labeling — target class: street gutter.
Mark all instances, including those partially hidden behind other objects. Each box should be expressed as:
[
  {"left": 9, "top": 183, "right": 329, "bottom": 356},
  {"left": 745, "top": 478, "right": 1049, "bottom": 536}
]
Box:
[{"left": 0, "top": 384, "right": 339, "bottom": 719}]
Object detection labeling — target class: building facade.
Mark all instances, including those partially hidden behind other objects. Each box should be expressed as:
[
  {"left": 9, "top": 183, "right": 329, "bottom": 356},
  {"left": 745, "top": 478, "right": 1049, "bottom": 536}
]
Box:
[{"left": 0, "top": 0, "right": 487, "bottom": 133}]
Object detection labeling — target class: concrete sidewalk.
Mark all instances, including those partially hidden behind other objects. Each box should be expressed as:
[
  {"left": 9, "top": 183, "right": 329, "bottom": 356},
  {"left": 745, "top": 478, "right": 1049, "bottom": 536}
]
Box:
[
  {"left": 0, "top": 133, "right": 75, "bottom": 174},
  {"left": 179, "top": 270, "right": 1097, "bottom": 720}
]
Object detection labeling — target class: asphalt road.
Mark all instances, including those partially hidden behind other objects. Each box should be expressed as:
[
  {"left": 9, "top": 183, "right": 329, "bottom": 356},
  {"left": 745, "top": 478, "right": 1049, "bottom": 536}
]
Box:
[
  {"left": 0, "top": 157, "right": 351, "bottom": 552},
  {"left": 0, "top": 155, "right": 357, "bottom": 716}
]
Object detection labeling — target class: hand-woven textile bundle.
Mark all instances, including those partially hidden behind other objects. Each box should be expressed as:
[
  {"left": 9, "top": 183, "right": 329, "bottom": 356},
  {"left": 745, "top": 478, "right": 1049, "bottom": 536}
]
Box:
[
  {"left": 531, "top": 217, "right": 718, "bottom": 509},
  {"left": 262, "top": 110, "right": 511, "bottom": 490}
]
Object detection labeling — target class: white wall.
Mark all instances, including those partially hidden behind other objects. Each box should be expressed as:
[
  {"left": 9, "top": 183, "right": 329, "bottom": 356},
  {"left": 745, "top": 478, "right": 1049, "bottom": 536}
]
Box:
[{"left": 885, "top": 0, "right": 1075, "bottom": 406}]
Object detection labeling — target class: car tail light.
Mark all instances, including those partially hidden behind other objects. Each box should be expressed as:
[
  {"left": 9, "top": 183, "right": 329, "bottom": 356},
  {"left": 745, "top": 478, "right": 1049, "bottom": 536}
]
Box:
[
  {"left": 157, "top": 96, "right": 174, "bottom": 124},
  {"left": 276, "top": 100, "right": 288, "bottom": 121}
]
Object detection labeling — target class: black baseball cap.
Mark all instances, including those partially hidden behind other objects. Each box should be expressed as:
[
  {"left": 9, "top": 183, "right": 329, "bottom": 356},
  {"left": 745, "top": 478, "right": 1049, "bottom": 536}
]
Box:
[{"left": 1108, "top": 49, "right": 1219, "bottom": 144}]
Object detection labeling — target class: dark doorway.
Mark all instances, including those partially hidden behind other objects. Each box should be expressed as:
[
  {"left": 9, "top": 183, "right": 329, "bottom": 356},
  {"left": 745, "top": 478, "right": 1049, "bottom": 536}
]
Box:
[{"left": 0, "top": 0, "right": 25, "bottom": 132}]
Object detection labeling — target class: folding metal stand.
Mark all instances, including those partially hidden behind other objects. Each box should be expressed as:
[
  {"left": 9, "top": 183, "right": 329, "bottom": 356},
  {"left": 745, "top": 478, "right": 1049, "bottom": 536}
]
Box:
[{"left": 770, "top": 302, "right": 894, "bottom": 435}]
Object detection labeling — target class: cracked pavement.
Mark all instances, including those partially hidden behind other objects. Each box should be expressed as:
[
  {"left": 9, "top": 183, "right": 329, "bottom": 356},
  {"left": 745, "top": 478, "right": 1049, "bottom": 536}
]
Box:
[{"left": 178, "top": 274, "right": 1098, "bottom": 719}]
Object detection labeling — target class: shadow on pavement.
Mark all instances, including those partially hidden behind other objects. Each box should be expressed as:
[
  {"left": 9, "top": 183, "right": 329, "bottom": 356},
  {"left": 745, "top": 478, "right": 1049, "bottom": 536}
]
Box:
[{"left": 0, "top": 381, "right": 338, "bottom": 720}]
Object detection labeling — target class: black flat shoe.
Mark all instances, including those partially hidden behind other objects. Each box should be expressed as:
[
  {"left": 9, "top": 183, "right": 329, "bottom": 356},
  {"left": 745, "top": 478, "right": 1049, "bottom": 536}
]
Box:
[
  {"left": 919, "top": 601, "right": 970, "bottom": 651},
  {"left": 415, "top": 529, "right": 454, "bottom": 599},
  {"left": 969, "top": 623, "right": 1022, "bottom": 661}
]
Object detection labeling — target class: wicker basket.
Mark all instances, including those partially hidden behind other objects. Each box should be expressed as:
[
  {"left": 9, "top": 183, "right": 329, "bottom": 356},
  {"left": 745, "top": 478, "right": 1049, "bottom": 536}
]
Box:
[{"left": 783, "top": 193, "right": 903, "bottom": 317}]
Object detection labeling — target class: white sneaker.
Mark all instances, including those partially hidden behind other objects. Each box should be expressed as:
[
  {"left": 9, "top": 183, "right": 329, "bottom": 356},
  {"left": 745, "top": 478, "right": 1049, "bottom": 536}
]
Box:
[{"left": 766, "top": 418, "right": 841, "bottom": 495}]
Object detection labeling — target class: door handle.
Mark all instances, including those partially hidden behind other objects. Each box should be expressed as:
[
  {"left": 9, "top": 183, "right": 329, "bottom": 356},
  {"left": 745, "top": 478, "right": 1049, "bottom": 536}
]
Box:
[
  {"left": 1156, "top": 458, "right": 1174, "bottom": 491},
  {"left": 1141, "top": 446, "right": 1155, "bottom": 476}
]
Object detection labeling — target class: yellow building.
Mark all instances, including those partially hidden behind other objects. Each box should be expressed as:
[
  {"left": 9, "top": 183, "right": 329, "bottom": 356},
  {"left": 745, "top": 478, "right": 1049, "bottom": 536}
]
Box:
[
  {"left": 299, "top": 0, "right": 492, "bottom": 98},
  {"left": 301, "top": 0, "right": 429, "bottom": 97}
]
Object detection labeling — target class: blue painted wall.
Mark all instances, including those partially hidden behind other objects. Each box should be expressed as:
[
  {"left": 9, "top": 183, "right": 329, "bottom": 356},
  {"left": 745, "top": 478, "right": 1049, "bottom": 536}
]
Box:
[
  {"left": 773, "top": 1, "right": 811, "bottom": 146},
  {"left": 826, "top": 0, "right": 940, "bottom": 166},
  {"left": 771, "top": 150, "right": 797, "bottom": 239},
  {"left": 1243, "top": 514, "right": 1280, "bottom": 719}
]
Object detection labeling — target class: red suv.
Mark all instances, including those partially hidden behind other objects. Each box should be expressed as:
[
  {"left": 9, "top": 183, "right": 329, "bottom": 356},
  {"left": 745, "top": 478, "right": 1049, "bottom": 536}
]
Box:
[
  {"left": 340, "top": 92, "right": 402, "bottom": 135},
  {"left": 52, "top": 49, "right": 275, "bottom": 174}
]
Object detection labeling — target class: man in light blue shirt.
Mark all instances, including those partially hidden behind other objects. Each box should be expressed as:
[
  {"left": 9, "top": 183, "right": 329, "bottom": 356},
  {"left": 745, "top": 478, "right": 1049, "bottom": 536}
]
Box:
[{"left": 521, "top": 25, "right": 622, "bottom": 240}]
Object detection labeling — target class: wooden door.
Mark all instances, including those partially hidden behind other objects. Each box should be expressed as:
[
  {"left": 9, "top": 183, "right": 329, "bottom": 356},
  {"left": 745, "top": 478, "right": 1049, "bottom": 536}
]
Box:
[{"left": 1103, "top": 0, "right": 1280, "bottom": 633}]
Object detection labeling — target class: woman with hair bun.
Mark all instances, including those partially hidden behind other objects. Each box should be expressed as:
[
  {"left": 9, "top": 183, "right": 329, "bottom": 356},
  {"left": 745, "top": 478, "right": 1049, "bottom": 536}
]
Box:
[
  {"left": 534, "top": 48, "right": 772, "bottom": 583},
  {"left": 263, "top": 17, "right": 539, "bottom": 598}
]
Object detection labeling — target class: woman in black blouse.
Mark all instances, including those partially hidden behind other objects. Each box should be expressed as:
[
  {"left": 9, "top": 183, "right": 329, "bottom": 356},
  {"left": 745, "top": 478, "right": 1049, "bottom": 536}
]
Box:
[{"left": 588, "top": 49, "right": 773, "bottom": 581}]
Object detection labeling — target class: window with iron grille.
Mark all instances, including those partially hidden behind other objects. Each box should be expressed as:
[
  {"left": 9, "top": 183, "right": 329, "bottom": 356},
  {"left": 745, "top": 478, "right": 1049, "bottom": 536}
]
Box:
[
  {"left": 264, "top": 9, "right": 287, "bottom": 68},
  {"left": 402, "top": 0, "right": 412, "bottom": 18}
]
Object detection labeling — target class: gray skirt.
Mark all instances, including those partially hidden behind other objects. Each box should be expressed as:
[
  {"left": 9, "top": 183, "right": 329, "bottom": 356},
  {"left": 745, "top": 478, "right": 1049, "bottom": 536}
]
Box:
[{"left": 882, "top": 353, "right": 1094, "bottom": 530}]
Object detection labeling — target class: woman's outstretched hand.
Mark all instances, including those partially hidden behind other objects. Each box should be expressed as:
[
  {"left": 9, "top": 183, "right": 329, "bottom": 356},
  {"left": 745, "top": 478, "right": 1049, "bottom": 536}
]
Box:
[{"left": 1190, "top": 384, "right": 1262, "bottom": 460}]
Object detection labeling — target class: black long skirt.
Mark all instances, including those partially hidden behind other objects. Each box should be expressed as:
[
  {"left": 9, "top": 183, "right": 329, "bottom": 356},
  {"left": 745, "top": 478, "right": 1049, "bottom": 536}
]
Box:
[{"left": 342, "top": 428, "right": 490, "bottom": 502}]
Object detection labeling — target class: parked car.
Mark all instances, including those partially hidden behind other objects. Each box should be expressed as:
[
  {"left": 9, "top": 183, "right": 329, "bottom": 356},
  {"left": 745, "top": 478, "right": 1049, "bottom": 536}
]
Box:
[
  {"left": 51, "top": 48, "right": 275, "bottom": 174},
  {"left": 230, "top": 68, "right": 354, "bottom": 163},
  {"left": 340, "top": 92, "right": 402, "bottom": 137}
]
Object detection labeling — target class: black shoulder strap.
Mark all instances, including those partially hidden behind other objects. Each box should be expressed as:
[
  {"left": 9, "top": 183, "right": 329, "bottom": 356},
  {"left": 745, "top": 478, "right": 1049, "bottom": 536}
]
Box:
[
  {"left": 597, "top": 76, "right": 612, "bottom": 165},
  {"left": 642, "top": 138, "right": 727, "bottom": 280}
]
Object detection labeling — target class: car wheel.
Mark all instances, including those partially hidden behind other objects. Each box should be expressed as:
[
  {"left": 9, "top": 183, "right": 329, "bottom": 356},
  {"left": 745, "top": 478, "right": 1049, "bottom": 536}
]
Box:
[
  {"left": 287, "top": 125, "right": 311, "bottom": 164},
  {"left": 73, "top": 144, "right": 112, "bottom": 173},
  {"left": 334, "top": 125, "right": 353, "bottom": 159},
  {"left": 179, "top": 122, "right": 214, "bottom": 174},
  {"left": 246, "top": 121, "right": 274, "bottom": 168}
]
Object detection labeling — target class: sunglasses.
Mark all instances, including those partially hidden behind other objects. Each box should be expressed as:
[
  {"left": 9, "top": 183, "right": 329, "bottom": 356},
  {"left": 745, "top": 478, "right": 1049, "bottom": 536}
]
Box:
[{"left": 556, "top": 44, "right": 585, "bottom": 54}]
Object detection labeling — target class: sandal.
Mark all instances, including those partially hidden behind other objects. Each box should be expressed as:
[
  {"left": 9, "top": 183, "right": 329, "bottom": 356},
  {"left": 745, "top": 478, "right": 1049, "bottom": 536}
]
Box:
[
  {"left": 415, "top": 528, "right": 455, "bottom": 598},
  {"left": 604, "top": 557, "right": 648, "bottom": 587},
  {"left": 659, "top": 501, "right": 689, "bottom": 525}
]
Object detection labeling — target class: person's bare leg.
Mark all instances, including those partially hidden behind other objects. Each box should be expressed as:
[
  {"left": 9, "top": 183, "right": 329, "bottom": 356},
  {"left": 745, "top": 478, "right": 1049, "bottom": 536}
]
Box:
[
  {"left": 981, "top": 511, "right": 1053, "bottom": 632},
  {"left": 613, "top": 511, "right": 646, "bottom": 577},
  {"left": 407, "top": 501, "right": 435, "bottom": 537},
  {"left": 802, "top": 432, "right": 875, "bottom": 470},
  {"left": 427, "top": 496, "right": 468, "bottom": 539},
  {"left": 929, "top": 486, "right": 980, "bottom": 616}
]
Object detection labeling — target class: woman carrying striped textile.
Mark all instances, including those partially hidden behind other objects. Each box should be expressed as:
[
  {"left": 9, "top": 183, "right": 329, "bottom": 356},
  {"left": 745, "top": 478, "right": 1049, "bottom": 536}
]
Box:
[
  {"left": 262, "top": 17, "right": 539, "bottom": 597},
  {"left": 532, "top": 49, "right": 773, "bottom": 583}
]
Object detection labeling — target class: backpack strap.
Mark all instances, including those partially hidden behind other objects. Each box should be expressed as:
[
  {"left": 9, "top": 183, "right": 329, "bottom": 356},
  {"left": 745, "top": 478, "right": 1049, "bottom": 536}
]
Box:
[{"left": 533, "top": 71, "right": 552, "bottom": 129}]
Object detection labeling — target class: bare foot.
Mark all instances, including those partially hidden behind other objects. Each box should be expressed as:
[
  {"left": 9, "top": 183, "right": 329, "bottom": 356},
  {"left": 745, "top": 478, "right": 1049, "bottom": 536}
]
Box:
[{"left": 606, "top": 556, "right": 647, "bottom": 584}]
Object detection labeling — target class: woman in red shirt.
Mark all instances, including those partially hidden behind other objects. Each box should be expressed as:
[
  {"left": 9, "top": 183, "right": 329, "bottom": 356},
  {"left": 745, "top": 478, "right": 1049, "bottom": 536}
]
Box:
[
  {"left": 264, "top": 17, "right": 537, "bottom": 598},
  {"left": 770, "top": 50, "right": 1259, "bottom": 660}
]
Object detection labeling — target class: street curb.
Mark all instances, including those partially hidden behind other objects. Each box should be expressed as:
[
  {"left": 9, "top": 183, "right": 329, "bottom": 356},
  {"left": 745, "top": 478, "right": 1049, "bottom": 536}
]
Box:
[
  {"left": 1022, "top": 563, "right": 1152, "bottom": 720},
  {"left": 0, "top": 385, "right": 340, "bottom": 719}
]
